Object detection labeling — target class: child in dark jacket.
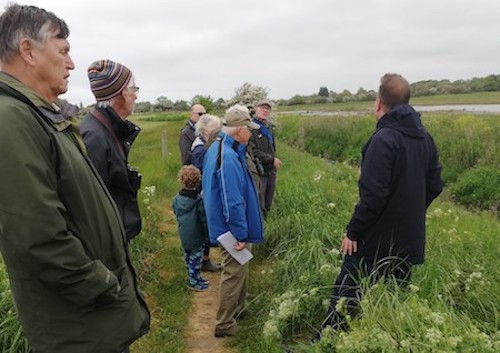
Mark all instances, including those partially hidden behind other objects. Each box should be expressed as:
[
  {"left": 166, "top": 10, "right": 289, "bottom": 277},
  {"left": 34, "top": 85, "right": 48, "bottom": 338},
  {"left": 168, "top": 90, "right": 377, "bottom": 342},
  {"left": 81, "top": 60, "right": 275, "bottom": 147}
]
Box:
[{"left": 172, "top": 165, "right": 209, "bottom": 291}]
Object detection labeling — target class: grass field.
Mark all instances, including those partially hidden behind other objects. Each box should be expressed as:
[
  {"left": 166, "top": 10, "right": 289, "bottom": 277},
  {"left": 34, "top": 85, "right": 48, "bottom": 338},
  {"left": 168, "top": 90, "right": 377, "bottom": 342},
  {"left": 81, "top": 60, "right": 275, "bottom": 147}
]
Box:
[{"left": 1, "top": 93, "right": 500, "bottom": 352}]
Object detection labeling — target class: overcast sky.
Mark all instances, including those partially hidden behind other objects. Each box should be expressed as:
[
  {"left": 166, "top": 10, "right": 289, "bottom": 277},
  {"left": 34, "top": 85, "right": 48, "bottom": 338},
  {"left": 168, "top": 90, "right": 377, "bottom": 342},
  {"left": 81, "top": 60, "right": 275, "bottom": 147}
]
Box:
[{"left": 2, "top": 0, "right": 499, "bottom": 106}]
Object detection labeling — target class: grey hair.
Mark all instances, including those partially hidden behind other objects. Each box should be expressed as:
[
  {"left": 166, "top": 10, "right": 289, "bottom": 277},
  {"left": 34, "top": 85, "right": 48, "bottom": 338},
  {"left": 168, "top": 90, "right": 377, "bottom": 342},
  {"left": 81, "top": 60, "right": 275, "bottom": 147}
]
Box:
[
  {"left": 0, "top": 4, "right": 70, "bottom": 63},
  {"left": 195, "top": 114, "right": 221, "bottom": 137},
  {"left": 221, "top": 126, "right": 238, "bottom": 135}
]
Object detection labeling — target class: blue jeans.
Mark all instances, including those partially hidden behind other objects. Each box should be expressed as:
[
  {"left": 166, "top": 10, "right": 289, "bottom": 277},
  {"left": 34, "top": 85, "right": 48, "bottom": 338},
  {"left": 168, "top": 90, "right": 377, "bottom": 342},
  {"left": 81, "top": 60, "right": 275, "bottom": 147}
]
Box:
[{"left": 322, "top": 255, "right": 412, "bottom": 331}]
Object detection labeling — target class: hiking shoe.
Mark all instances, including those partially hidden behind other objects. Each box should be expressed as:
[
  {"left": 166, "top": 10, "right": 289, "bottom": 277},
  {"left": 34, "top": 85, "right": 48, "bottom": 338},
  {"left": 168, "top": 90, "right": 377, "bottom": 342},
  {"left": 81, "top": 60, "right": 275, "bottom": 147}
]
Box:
[
  {"left": 201, "top": 260, "right": 222, "bottom": 272},
  {"left": 214, "top": 324, "right": 241, "bottom": 338},
  {"left": 187, "top": 280, "right": 208, "bottom": 292}
]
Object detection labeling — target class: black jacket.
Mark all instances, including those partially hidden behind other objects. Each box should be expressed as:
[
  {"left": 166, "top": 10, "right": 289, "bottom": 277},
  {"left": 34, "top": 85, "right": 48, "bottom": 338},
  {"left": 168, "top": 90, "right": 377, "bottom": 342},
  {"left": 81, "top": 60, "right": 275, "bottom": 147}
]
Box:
[
  {"left": 249, "top": 118, "right": 276, "bottom": 175},
  {"left": 347, "top": 104, "right": 443, "bottom": 264},
  {"left": 80, "top": 107, "right": 142, "bottom": 241}
]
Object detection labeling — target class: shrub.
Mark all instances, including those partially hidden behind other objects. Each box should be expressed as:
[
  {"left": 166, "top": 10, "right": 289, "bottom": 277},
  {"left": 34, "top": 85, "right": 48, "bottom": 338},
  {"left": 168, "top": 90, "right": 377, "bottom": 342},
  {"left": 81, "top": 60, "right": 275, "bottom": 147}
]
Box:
[{"left": 449, "top": 166, "right": 500, "bottom": 211}]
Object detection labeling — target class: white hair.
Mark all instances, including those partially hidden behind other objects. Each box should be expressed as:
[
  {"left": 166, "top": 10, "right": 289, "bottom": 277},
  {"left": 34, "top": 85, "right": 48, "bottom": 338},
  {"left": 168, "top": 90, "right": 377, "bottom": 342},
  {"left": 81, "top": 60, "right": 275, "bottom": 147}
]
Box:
[{"left": 194, "top": 114, "right": 221, "bottom": 137}]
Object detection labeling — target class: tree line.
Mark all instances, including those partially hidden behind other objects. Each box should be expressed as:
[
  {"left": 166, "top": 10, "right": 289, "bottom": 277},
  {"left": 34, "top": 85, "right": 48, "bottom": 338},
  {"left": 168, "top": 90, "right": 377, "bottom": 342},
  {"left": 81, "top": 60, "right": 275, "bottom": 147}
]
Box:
[{"left": 86, "top": 74, "right": 500, "bottom": 114}]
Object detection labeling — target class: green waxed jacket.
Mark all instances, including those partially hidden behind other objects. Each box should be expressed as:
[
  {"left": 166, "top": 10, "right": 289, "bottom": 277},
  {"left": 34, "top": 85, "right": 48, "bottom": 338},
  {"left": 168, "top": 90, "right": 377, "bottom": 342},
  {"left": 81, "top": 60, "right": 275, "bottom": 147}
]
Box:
[{"left": 0, "top": 73, "right": 150, "bottom": 353}]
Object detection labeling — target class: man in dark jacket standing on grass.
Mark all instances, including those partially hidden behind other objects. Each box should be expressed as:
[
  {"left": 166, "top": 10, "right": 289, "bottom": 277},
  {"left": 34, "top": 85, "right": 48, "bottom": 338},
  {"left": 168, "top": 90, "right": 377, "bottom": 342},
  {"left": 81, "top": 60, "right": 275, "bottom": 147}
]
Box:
[
  {"left": 249, "top": 99, "right": 282, "bottom": 215},
  {"left": 0, "top": 4, "right": 150, "bottom": 353},
  {"left": 80, "top": 59, "right": 142, "bottom": 242},
  {"left": 319, "top": 73, "right": 443, "bottom": 336},
  {"left": 179, "top": 103, "right": 206, "bottom": 165}
]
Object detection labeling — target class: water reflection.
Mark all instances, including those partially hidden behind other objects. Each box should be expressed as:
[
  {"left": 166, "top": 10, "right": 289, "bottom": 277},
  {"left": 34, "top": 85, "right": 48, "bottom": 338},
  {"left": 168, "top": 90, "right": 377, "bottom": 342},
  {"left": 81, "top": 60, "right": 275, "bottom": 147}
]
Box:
[{"left": 414, "top": 104, "right": 500, "bottom": 113}]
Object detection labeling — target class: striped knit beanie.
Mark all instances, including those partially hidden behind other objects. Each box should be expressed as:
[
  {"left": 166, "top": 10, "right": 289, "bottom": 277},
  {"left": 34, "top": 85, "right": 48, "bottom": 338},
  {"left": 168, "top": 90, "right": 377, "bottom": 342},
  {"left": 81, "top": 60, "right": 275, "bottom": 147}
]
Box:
[{"left": 87, "top": 59, "right": 132, "bottom": 101}]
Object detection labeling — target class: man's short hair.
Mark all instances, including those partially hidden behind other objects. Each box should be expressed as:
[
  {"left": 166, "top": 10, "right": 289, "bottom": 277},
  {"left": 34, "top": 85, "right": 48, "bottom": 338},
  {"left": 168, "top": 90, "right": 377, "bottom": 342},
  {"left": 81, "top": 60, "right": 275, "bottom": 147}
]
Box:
[
  {"left": 378, "top": 73, "right": 411, "bottom": 108},
  {"left": 0, "top": 4, "right": 69, "bottom": 63}
]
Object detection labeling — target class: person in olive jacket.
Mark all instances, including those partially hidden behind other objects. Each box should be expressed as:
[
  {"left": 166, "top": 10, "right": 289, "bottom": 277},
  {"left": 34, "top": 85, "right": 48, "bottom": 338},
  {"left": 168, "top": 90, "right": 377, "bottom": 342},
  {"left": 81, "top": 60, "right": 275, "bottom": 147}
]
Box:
[
  {"left": 319, "top": 73, "right": 443, "bottom": 337},
  {"left": 80, "top": 59, "right": 142, "bottom": 242},
  {"left": 0, "top": 4, "right": 150, "bottom": 353}
]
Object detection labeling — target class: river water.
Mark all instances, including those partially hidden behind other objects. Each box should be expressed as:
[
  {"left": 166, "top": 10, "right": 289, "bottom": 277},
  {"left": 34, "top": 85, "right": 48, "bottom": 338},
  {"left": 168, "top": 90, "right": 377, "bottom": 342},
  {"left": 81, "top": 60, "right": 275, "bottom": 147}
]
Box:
[
  {"left": 414, "top": 104, "right": 500, "bottom": 113},
  {"left": 279, "top": 104, "right": 500, "bottom": 117}
]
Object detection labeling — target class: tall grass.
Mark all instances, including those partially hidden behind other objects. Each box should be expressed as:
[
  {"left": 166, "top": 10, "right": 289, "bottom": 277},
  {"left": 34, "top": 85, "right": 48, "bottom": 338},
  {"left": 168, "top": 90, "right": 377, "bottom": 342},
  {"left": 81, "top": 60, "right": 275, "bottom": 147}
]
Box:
[
  {"left": 0, "top": 262, "right": 30, "bottom": 353},
  {"left": 278, "top": 111, "right": 500, "bottom": 211},
  {"left": 239, "top": 141, "right": 500, "bottom": 352},
  {"left": 2, "top": 105, "right": 500, "bottom": 353}
]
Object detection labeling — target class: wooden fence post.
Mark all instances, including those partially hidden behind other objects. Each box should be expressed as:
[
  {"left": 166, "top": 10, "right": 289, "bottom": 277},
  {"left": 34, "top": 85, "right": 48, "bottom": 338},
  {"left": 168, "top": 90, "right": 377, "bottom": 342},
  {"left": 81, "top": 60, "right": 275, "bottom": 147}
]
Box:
[{"left": 161, "top": 130, "right": 168, "bottom": 159}]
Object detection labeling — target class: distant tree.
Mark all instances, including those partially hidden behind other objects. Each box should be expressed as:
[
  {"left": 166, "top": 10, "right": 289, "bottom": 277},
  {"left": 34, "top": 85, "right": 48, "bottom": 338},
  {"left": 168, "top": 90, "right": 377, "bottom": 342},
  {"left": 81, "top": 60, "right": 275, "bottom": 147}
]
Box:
[
  {"left": 153, "top": 96, "right": 174, "bottom": 111},
  {"left": 191, "top": 95, "right": 214, "bottom": 113},
  {"left": 312, "top": 96, "right": 328, "bottom": 104},
  {"left": 135, "top": 101, "right": 152, "bottom": 113},
  {"left": 318, "top": 86, "right": 329, "bottom": 97},
  {"left": 173, "top": 100, "right": 189, "bottom": 111},
  {"left": 337, "top": 89, "right": 353, "bottom": 102},
  {"left": 287, "top": 95, "right": 307, "bottom": 105},
  {"left": 227, "top": 82, "right": 269, "bottom": 107},
  {"left": 354, "top": 87, "right": 368, "bottom": 101},
  {"left": 213, "top": 97, "right": 226, "bottom": 110}
]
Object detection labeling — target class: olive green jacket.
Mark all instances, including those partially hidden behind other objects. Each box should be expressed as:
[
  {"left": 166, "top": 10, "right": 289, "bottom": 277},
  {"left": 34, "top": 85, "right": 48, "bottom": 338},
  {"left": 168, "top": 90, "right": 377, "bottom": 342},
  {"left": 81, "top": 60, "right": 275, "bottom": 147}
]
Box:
[{"left": 0, "top": 72, "right": 150, "bottom": 353}]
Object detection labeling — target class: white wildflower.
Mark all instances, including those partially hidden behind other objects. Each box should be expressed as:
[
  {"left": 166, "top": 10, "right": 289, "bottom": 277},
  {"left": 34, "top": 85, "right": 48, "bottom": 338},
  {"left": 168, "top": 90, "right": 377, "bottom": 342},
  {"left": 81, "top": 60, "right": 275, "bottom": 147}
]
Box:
[
  {"left": 409, "top": 284, "right": 420, "bottom": 292},
  {"left": 430, "top": 312, "right": 445, "bottom": 325},
  {"left": 425, "top": 328, "right": 443, "bottom": 345}
]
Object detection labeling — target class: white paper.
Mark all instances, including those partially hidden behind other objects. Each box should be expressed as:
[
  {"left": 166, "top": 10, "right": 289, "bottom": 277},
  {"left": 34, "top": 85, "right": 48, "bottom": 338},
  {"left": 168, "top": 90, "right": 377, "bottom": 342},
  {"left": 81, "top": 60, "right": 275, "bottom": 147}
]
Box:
[{"left": 216, "top": 231, "right": 254, "bottom": 265}]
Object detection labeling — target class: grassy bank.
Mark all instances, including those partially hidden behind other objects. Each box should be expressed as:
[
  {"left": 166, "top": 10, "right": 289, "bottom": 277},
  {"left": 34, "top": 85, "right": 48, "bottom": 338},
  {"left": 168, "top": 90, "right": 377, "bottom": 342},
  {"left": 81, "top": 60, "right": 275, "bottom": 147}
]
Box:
[{"left": 2, "top": 102, "right": 500, "bottom": 352}]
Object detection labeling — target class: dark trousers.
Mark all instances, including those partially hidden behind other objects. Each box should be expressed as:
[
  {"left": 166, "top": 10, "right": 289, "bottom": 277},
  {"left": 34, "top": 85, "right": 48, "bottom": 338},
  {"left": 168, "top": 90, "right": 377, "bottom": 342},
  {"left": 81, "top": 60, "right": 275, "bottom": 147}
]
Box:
[
  {"left": 259, "top": 170, "right": 277, "bottom": 213},
  {"left": 322, "top": 255, "right": 412, "bottom": 331}
]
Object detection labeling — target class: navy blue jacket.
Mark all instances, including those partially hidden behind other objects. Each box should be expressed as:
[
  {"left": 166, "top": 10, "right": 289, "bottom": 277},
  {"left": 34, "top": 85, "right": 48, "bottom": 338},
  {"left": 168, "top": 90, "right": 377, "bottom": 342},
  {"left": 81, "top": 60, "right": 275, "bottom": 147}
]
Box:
[{"left": 347, "top": 104, "right": 443, "bottom": 264}]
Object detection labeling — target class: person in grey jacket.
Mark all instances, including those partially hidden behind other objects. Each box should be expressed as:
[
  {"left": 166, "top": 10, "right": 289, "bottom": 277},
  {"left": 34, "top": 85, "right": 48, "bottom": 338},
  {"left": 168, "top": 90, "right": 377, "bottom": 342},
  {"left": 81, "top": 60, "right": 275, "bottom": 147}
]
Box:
[
  {"left": 0, "top": 4, "right": 149, "bottom": 353},
  {"left": 179, "top": 103, "right": 206, "bottom": 165},
  {"left": 80, "top": 59, "right": 142, "bottom": 242}
]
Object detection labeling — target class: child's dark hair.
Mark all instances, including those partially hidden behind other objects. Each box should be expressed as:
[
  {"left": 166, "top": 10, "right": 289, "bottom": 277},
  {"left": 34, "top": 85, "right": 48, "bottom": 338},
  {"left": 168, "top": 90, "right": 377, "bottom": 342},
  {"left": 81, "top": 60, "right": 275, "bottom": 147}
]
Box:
[{"left": 178, "top": 165, "right": 201, "bottom": 189}]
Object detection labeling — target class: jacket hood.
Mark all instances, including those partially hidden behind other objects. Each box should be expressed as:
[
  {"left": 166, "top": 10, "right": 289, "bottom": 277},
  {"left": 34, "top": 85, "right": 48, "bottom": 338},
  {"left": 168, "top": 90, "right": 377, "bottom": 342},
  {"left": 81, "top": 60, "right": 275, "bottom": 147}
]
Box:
[
  {"left": 377, "top": 104, "right": 426, "bottom": 139},
  {"left": 172, "top": 190, "right": 201, "bottom": 214}
]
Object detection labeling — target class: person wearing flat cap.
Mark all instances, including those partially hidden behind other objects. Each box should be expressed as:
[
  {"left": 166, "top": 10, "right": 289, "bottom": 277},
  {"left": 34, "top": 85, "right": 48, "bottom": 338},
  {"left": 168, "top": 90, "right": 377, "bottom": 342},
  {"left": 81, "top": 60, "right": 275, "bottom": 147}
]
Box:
[
  {"left": 249, "top": 99, "right": 282, "bottom": 216},
  {"left": 80, "top": 59, "right": 143, "bottom": 243},
  {"left": 202, "top": 104, "right": 264, "bottom": 338}
]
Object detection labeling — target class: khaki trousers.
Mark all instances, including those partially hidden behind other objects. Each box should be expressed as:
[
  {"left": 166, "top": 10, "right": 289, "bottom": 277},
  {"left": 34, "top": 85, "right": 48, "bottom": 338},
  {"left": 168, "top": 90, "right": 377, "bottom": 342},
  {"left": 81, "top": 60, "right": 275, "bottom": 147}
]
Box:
[{"left": 215, "top": 246, "right": 250, "bottom": 330}]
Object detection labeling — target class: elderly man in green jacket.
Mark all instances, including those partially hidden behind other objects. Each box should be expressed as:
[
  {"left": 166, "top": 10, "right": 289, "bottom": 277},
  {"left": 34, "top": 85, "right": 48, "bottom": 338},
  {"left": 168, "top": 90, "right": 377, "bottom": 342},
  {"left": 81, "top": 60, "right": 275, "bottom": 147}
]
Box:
[{"left": 0, "top": 4, "right": 150, "bottom": 353}]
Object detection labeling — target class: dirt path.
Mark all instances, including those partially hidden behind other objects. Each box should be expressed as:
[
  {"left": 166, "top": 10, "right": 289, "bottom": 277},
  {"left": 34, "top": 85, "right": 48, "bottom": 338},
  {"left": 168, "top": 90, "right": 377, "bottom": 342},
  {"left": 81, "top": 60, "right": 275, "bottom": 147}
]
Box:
[{"left": 184, "top": 248, "right": 235, "bottom": 353}]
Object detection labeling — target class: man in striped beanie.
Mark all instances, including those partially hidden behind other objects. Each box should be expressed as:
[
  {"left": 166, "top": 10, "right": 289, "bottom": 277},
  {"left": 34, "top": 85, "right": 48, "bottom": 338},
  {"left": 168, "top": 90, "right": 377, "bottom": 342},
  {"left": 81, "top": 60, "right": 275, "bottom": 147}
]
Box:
[
  {"left": 80, "top": 59, "right": 143, "bottom": 248},
  {"left": 88, "top": 59, "right": 133, "bottom": 101}
]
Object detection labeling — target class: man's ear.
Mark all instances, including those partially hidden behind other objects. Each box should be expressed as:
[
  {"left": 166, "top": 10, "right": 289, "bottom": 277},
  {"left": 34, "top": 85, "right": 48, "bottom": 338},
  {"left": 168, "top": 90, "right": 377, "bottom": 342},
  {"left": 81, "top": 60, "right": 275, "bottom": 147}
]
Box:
[{"left": 19, "top": 38, "right": 36, "bottom": 66}]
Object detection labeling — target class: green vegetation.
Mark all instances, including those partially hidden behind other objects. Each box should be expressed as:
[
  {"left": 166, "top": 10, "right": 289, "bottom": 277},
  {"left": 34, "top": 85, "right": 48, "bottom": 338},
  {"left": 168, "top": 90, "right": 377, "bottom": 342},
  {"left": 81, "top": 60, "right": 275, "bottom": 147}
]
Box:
[
  {"left": 238, "top": 144, "right": 500, "bottom": 353},
  {"left": 450, "top": 167, "right": 500, "bottom": 211},
  {"left": 2, "top": 99, "right": 500, "bottom": 352},
  {"left": 0, "top": 262, "right": 30, "bottom": 352},
  {"left": 277, "top": 110, "right": 500, "bottom": 211}
]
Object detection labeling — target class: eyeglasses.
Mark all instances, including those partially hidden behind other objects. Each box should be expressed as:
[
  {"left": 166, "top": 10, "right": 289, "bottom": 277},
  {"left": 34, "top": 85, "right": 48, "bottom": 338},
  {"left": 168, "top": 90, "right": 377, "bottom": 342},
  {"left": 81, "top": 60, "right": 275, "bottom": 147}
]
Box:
[
  {"left": 128, "top": 86, "right": 140, "bottom": 93},
  {"left": 197, "top": 112, "right": 206, "bottom": 116}
]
